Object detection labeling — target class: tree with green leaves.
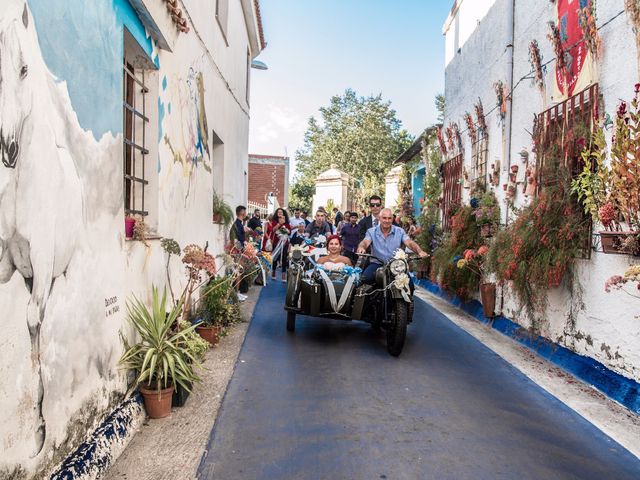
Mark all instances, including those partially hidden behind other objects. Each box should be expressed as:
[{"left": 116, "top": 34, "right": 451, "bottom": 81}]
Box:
[
  {"left": 289, "top": 89, "right": 412, "bottom": 210},
  {"left": 435, "top": 93, "right": 445, "bottom": 125}
]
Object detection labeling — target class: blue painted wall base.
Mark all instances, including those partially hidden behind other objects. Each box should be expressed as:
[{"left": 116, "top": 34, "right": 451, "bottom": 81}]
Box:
[
  {"left": 50, "top": 394, "right": 145, "bottom": 480},
  {"left": 415, "top": 279, "right": 640, "bottom": 414}
]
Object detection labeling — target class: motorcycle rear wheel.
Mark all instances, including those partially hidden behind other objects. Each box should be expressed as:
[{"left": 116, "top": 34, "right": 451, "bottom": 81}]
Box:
[{"left": 387, "top": 301, "right": 408, "bottom": 356}]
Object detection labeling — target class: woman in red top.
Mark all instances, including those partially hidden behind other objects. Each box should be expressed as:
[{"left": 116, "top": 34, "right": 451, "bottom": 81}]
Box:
[{"left": 263, "top": 208, "right": 291, "bottom": 281}]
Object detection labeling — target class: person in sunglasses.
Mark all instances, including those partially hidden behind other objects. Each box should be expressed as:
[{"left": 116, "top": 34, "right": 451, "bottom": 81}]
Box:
[{"left": 358, "top": 195, "right": 383, "bottom": 241}]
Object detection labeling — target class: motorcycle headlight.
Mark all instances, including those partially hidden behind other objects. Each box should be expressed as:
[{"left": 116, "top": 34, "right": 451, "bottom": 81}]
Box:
[{"left": 390, "top": 259, "right": 407, "bottom": 276}]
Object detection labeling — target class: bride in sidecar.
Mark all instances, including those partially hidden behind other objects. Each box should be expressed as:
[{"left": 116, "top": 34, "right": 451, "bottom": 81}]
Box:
[{"left": 316, "top": 235, "right": 353, "bottom": 271}]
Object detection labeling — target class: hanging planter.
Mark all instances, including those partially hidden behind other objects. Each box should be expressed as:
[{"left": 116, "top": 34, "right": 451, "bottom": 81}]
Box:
[{"left": 599, "top": 231, "right": 640, "bottom": 256}]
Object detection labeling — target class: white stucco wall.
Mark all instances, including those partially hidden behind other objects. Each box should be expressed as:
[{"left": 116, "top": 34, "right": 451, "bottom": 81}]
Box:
[
  {"left": 385, "top": 165, "right": 403, "bottom": 209},
  {"left": 443, "top": 0, "right": 640, "bottom": 383},
  {"left": 0, "top": 0, "right": 262, "bottom": 477},
  {"left": 444, "top": 0, "right": 498, "bottom": 66}
]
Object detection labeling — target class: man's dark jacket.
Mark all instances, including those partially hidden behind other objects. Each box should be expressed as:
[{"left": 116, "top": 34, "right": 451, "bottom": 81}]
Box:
[{"left": 358, "top": 215, "right": 375, "bottom": 241}]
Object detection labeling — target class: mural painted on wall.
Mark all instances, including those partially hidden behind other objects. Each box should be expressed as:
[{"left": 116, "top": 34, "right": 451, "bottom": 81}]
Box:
[
  {"left": 1, "top": 0, "right": 124, "bottom": 474},
  {"left": 160, "top": 65, "right": 212, "bottom": 202}
]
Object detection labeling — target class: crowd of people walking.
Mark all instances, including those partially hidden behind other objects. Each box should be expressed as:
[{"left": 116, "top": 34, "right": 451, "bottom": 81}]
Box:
[{"left": 230, "top": 197, "right": 421, "bottom": 284}]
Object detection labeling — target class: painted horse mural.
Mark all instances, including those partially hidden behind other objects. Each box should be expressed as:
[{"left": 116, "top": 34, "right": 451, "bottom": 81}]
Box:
[{"left": 0, "top": 0, "right": 84, "bottom": 456}]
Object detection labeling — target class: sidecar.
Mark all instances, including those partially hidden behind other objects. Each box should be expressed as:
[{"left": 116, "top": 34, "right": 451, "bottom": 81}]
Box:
[{"left": 283, "top": 247, "right": 369, "bottom": 331}]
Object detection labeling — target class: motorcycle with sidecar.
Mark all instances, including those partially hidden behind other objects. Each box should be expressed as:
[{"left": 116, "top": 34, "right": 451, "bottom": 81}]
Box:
[{"left": 284, "top": 242, "right": 415, "bottom": 356}]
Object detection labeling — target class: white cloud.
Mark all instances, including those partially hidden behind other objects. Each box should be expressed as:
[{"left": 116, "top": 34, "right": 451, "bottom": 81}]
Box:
[{"left": 250, "top": 104, "right": 307, "bottom": 157}]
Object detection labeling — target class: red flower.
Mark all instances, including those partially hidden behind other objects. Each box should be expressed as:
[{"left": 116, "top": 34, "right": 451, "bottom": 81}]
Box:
[{"left": 618, "top": 101, "right": 627, "bottom": 118}]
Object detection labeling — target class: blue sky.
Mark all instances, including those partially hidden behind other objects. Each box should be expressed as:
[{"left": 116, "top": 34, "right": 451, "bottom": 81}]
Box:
[{"left": 248, "top": 0, "right": 452, "bottom": 175}]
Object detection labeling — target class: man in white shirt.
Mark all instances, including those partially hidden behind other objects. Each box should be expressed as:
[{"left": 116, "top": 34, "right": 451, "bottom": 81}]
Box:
[{"left": 289, "top": 208, "right": 306, "bottom": 229}]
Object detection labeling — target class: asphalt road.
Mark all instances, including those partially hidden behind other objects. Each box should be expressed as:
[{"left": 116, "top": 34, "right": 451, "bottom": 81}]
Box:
[{"left": 198, "top": 281, "right": 640, "bottom": 480}]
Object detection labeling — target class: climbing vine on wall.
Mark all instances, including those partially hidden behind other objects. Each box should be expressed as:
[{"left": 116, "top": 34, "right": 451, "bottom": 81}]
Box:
[
  {"left": 625, "top": 0, "right": 640, "bottom": 79},
  {"left": 528, "top": 40, "right": 546, "bottom": 91},
  {"left": 493, "top": 81, "right": 509, "bottom": 120},
  {"left": 437, "top": 126, "right": 448, "bottom": 156},
  {"left": 475, "top": 99, "right": 488, "bottom": 133},
  {"left": 547, "top": 21, "right": 567, "bottom": 77},
  {"left": 464, "top": 112, "right": 477, "bottom": 143},
  {"left": 578, "top": 4, "right": 602, "bottom": 59},
  {"left": 416, "top": 132, "right": 443, "bottom": 257}
]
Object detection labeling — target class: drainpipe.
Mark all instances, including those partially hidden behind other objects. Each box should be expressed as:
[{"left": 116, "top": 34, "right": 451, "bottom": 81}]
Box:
[
  {"left": 504, "top": 0, "right": 516, "bottom": 226},
  {"left": 500, "top": 0, "right": 516, "bottom": 317}
]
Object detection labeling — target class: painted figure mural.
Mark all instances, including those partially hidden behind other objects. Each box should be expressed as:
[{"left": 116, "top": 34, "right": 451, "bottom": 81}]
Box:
[
  {"left": 1, "top": 0, "right": 121, "bottom": 463},
  {"left": 0, "top": 1, "right": 84, "bottom": 456}
]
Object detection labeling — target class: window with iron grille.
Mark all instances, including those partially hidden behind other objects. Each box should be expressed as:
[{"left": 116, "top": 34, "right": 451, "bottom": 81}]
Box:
[
  {"left": 442, "top": 154, "right": 463, "bottom": 231},
  {"left": 535, "top": 84, "right": 599, "bottom": 188},
  {"left": 123, "top": 62, "right": 150, "bottom": 218},
  {"left": 534, "top": 84, "right": 599, "bottom": 258},
  {"left": 470, "top": 130, "right": 488, "bottom": 187}
]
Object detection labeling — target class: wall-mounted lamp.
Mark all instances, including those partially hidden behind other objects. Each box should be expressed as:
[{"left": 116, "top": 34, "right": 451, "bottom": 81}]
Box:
[{"left": 251, "top": 60, "right": 268, "bottom": 70}]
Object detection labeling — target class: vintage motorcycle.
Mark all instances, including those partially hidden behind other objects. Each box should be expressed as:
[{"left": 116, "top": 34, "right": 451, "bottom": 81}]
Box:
[{"left": 284, "top": 244, "right": 415, "bottom": 356}]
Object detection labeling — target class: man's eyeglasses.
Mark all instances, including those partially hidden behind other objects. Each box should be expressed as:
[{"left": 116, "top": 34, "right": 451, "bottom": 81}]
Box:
[{"left": 369, "top": 203, "right": 381, "bottom": 207}]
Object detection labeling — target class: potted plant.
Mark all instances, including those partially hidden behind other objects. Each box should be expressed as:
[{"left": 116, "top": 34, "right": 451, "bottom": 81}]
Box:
[
  {"left": 473, "top": 192, "right": 500, "bottom": 238},
  {"left": 119, "top": 287, "right": 202, "bottom": 418},
  {"left": 431, "top": 204, "right": 484, "bottom": 302},
  {"left": 606, "top": 89, "right": 640, "bottom": 253},
  {"left": 172, "top": 319, "right": 209, "bottom": 407},
  {"left": 486, "top": 175, "right": 590, "bottom": 326},
  {"left": 125, "top": 214, "right": 136, "bottom": 238},
  {"left": 212, "top": 190, "right": 234, "bottom": 227},
  {"left": 572, "top": 89, "right": 640, "bottom": 256},
  {"left": 456, "top": 245, "right": 494, "bottom": 317},
  {"left": 181, "top": 243, "right": 218, "bottom": 323},
  {"left": 195, "top": 276, "right": 235, "bottom": 345}
]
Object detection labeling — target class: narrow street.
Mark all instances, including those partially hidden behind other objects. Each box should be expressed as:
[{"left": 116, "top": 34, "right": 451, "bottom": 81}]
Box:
[{"left": 197, "top": 282, "right": 640, "bottom": 480}]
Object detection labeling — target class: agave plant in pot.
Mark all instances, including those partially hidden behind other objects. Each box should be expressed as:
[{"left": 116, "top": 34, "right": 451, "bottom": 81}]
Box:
[{"left": 120, "top": 287, "right": 202, "bottom": 418}]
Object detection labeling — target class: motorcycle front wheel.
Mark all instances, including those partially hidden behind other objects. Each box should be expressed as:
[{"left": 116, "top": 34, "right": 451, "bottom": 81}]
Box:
[{"left": 387, "top": 301, "right": 408, "bottom": 356}]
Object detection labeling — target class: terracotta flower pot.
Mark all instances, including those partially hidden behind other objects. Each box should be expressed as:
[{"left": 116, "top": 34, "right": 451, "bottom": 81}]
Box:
[
  {"left": 480, "top": 283, "right": 496, "bottom": 318},
  {"left": 196, "top": 325, "right": 221, "bottom": 345},
  {"left": 139, "top": 384, "right": 174, "bottom": 419},
  {"left": 212, "top": 213, "right": 222, "bottom": 224},
  {"left": 510, "top": 165, "right": 519, "bottom": 173}
]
